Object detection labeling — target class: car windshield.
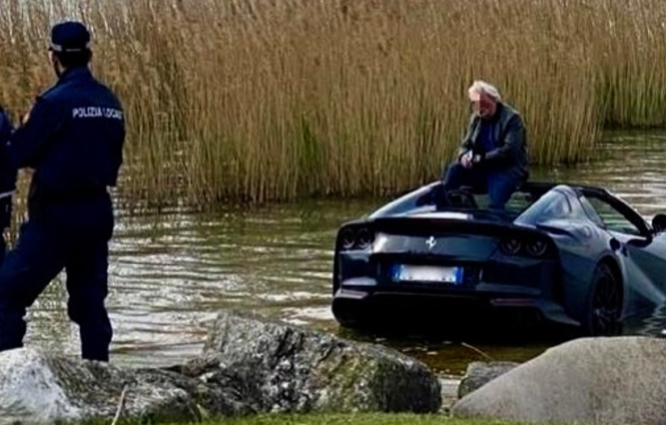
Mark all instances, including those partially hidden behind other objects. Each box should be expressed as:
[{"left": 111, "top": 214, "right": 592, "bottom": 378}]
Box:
[{"left": 514, "top": 188, "right": 575, "bottom": 225}]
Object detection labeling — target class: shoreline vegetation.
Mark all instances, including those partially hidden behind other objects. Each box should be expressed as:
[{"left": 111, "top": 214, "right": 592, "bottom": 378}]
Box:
[
  {"left": 1, "top": 0, "right": 666, "bottom": 210},
  {"left": 75, "top": 415, "right": 539, "bottom": 425}
]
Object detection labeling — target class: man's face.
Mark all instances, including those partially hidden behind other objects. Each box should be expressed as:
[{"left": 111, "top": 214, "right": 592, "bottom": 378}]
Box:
[{"left": 471, "top": 92, "right": 497, "bottom": 119}]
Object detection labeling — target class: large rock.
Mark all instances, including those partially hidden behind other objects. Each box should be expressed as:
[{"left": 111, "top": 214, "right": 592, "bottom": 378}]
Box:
[
  {"left": 457, "top": 361, "right": 520, "bottom": 398},
  {"left": 0, "top": 347, "right": 251, "bottom": 424},
  {"left": 0, "top": 311, "right": 442, "bottom": 423},
  {"left": 174, "top": 310, "right": 442, "bottom": 414},
  {"left": 452, "top": 337, "right": 666, "bottom": 424}
]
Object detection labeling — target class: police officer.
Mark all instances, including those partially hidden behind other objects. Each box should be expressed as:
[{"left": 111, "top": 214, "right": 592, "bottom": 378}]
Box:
[
  {"left": 0, "top": 21, "right": 125, "bottom": 362},
  {"left": 0, "top": 108, "right": 17, "bottom": 264}
]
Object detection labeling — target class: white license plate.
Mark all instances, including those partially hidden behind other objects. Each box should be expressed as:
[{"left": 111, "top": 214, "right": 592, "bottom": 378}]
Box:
[{"left": 393, "top": 265, "right": 462, "bottom": 284}]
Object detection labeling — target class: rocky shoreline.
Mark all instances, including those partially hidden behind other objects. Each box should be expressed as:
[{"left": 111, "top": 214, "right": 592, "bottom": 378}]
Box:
[
  {"left": 3, "top": 311, "right": 666, "bottom": 425},
  {"left": 0, "top": 311, "right": 443, "bottom": 423}
]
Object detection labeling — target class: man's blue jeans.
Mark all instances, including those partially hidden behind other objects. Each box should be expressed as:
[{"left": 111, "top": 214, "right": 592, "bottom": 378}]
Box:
[{"left": 441, "top": 162, "right": 521, "bottom": 211}]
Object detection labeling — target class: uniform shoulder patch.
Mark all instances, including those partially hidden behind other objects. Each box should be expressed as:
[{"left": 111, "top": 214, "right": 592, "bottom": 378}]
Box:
[{"left": 72, "top": 106, "right": 123, "bottom": 120}]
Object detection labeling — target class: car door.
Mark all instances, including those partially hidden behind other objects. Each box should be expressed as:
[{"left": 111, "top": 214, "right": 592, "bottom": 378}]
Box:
[{"left": 583, "top": 193, "right": 666, "bottom": 307}]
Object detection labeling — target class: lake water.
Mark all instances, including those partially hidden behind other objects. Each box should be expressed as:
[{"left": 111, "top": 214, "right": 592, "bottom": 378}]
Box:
[{"left": 21, "top": 131, "right": 666, "bottom": 375}]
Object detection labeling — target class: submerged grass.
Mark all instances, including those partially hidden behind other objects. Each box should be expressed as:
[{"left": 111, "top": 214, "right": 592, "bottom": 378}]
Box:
[{"left": 0, "top": 0, "right": 665, "bottom": 208}]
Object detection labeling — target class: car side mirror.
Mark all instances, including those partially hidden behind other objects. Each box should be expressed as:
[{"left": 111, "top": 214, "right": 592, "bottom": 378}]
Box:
[{"left": 652, "top": 214, "right": 666, "bottom": 233}]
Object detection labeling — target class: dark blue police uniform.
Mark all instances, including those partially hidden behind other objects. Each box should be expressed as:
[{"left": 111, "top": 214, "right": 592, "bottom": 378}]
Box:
[
  {"left": 0, "top": 109, "right": 17, "bottom": 264},
  {"left": 0, "top": 22, "right": 125, "bottom": 361}
]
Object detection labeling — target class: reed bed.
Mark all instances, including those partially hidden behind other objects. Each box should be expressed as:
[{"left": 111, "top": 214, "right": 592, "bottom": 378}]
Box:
[{"left": 0, "top": 0, "right": 665, "bottom": 209}]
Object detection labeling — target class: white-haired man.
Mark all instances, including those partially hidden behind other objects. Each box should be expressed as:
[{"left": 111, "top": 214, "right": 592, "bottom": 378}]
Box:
[{"left": 440, "top": 80, "right": 529, "bottom": 211}]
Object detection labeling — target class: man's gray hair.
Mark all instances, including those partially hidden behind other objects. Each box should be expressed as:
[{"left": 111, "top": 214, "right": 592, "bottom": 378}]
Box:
[{"left": 468, "top": 80, "right": 502, "bottom": 101}]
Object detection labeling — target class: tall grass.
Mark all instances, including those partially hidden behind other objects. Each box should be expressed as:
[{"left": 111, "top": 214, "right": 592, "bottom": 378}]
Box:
[{"left": 0, "top": 0, "right": 665, "bottom": 208}]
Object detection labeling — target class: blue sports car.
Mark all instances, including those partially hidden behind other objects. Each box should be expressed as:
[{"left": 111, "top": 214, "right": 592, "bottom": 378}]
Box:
[{"left": 331, "top": 181, "right": 666, "bottom": 337}]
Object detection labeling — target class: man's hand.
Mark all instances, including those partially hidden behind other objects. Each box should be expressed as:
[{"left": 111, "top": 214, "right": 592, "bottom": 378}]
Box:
[
  {"left": 473, "top": 154, "right": 482, "bottom": 164},
  {"left": 460, "top": 154, "right": 472, "bottom": 169}
]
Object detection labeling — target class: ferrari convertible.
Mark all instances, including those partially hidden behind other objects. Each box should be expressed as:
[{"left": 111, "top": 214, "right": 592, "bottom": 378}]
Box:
[{"left": 331, "top": 181, "right": 666, "bottom": 337}]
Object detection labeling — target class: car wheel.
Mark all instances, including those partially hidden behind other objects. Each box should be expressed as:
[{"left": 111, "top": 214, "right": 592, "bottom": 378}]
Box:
[{"left": 582, "top": 262, "right": 623, "bottom": 336}]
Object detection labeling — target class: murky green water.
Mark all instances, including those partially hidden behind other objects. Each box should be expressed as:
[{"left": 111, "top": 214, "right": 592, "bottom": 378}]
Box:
[{"left": 22, "top": 131, "right": 666, "bottom": 375}]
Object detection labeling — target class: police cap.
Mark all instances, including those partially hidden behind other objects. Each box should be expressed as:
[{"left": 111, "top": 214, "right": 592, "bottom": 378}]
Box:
[{"left": 50, "top": 21, "right": 91, "bottom": 53}]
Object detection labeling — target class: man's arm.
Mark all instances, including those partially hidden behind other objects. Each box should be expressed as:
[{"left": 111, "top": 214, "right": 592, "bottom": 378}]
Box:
[
  {"left": 457, "top": 114, "right": 477, "bottom": 159},
  {"left": 483, "top": 114, "right": 525, "bottom": 165},
  {"left": 8, "top": 96, "right": 64, "bottom": 170}
]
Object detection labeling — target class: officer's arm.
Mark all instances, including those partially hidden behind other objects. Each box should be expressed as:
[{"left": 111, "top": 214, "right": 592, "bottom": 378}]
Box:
[
  {"left": 0, "top": 109, "right": 17, "bottom": 183},
  {"left": 0, "top": 109, "right": 17, "bottom": 230},
  {"left": 9, "top": 97, "right": 64, "bottom": 169},
  {"left": 0, "top": 108, "right": 12, "bottom": 142}
]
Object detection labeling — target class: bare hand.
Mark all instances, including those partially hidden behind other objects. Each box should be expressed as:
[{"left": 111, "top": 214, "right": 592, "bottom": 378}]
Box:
[
  {"left": 22, "top": 109, "right": 31, "bottom": 125},
  {"left": 460, "top": 155, "right": 472, "bottom": 168},
  {"left": 473, "top": 154, "right": 482, "bottom": 164}
]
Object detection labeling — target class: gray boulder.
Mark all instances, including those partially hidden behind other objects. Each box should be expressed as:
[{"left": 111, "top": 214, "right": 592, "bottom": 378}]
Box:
[
  {"left": 174, "top": 310, "right": 442, "bottom": 414},
  {"left": 457, "top": 361, "right": 520, "bottom": 398},
  {"left": 0, "top": 347, "right": 251, "bottom": 424},
  {"left": 452, "top": 336, "right": 666, "bottom": 424}
]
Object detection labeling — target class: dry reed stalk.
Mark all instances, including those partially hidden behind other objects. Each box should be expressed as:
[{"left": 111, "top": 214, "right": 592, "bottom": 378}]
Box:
[{"left": 0, "top": 0, "right": 664, "bottom": 210}]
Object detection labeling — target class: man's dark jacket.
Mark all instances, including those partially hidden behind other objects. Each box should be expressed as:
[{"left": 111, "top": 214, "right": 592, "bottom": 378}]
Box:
[{"left": 458, "top": 102, "right": 529, "bottom": 182}]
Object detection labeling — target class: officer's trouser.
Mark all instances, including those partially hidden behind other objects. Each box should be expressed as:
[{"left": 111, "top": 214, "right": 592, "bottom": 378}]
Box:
[{"left": 0, "top": 218, "right": 112, "bottom": 361}]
